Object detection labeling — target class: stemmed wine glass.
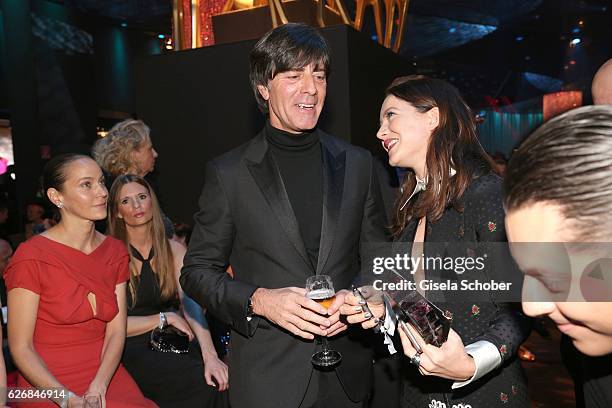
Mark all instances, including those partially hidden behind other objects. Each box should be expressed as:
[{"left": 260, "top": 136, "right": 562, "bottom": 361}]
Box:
[{"left": 305, "top": 274, "right": 342, "bottom": 368}]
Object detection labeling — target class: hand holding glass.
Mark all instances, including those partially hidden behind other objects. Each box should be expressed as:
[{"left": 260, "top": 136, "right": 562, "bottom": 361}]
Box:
[{"left": 306, "top": 275, "right": 342, "bottom": 368}]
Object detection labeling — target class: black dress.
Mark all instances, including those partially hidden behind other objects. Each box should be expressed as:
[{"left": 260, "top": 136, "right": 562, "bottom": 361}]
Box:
[{"left": 122, "top": 246, "right": 228, "bottom": 408}]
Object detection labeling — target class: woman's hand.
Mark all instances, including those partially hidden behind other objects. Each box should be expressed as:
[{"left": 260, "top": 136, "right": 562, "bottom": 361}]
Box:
[
  {"left": 399, "top": 326, "right": 476, "bottom": 381},
  {"left": 166, "top": 312, "right": 195, "bottom": 341},
  {"left": 338, "top": 287, "right": 386, "bottom": 330},
  {"left": 66, "top": 393, "right": 83, "bottom": 408},
  {"left": 202, "top": 352, "right": 229, "bottom": 391},
  {"left": 83, "top": 382, "right": 107, "bottom": 408}
]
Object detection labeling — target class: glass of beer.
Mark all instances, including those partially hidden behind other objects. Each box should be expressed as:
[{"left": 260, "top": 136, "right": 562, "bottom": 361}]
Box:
[{"left": 306, "top": 274, "right": 342, "bottom": 367}]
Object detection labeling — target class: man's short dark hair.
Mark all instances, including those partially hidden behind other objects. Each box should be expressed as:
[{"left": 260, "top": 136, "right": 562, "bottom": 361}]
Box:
[
  {"left": 504, "top": 105, "right": 612, "bottom": 240},
  {"left": 249, "top": 23, "right": 331, "bottom": 113}
]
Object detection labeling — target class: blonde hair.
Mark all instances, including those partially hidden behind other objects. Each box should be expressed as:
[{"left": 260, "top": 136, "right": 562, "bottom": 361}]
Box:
[
  {"left": 92, "top": 119, "right": 151, "bottom": 176},
  {"left": 107, "top": 174, "right": 177, "bottom": 306}
]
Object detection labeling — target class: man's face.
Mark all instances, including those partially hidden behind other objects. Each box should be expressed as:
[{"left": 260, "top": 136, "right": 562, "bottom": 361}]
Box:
[
  {"left": 506, "top": 201, "right": 612, "bottom": 356},
  {"left": 258, "top": 62, "right": 327, "bottom": 134}
]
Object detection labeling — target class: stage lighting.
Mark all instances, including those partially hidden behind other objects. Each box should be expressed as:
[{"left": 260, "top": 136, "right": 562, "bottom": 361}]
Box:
[{"left": 570, "top": 38, "right": 581, "bottom": 46}]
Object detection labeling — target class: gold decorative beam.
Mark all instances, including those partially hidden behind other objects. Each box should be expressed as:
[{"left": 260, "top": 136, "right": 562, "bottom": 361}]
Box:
[
  {"left": 354, "top": 0, "right": 382, "bottom": 44},
  {"left": 172, "top": 0, "right": 185, "bottom": 50},
  {"left": 191, "top": 0, "right": 202, "bottom": 48},
  {"left": 383, "top": 0, "right": 409, "bottom": 53}
]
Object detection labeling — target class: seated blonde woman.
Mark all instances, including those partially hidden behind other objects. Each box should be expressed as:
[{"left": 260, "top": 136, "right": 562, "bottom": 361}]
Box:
[{"left": 107, "top": 174, "right": 228, "bottom": 408}]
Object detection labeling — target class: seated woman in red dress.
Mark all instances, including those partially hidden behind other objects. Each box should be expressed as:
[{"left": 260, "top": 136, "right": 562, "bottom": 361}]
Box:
[{"left": 4, "top": 153, "right": 157, "bottom": 407}]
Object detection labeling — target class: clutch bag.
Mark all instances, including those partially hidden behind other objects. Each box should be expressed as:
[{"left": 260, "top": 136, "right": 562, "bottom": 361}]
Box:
[
  {"left": 149, "top": 325, "right": 189, "bottom": 354},
  {"left": 394, "top": 290, "right": 453, "bottom": 347}
]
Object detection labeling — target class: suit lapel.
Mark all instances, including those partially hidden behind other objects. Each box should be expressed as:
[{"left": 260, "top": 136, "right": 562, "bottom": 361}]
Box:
[
  {"left": 316, "top": 136, "right": 346, "bottom": 274},
  {"left": 245, "top": 134, "right": 312, "bottom": 270}
]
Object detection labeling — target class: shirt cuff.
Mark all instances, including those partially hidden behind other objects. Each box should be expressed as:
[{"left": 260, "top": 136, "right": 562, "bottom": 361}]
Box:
[
  {"left": 376, "top": 298, "right": 397, "bottom": 354},
  {"left": 451, "top": 340, "right": 502, "bottom": 389}
]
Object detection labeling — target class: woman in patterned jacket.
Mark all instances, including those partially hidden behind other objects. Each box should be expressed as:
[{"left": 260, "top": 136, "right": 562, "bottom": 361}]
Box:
[{"left": 343, "top": 75, "right": 531, "bottom": 408}]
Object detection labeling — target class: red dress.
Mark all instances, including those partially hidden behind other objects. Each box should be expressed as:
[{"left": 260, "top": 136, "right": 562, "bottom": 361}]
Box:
[{"left": 4, "top": 235, "right": 157, "bottom": 407}]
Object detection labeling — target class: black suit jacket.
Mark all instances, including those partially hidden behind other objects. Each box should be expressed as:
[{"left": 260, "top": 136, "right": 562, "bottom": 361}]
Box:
[{"left": 180, "top": 129, "right": 387, "bottom": 408}]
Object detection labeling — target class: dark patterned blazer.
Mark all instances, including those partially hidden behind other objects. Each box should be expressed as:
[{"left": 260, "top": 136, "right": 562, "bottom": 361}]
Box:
[{"left": 396, "top": 171, "right": 532, "bottom": 408}]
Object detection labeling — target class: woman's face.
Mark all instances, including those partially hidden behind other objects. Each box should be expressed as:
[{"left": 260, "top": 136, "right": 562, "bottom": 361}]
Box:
[
  {"left": 376, "top": 95, "right": 437, "bottom": 172},
  {"left": 131, "top": 139, "right": 158, "bottom": 177},
  {"left": 506, "top": 201, "right": 612, "bottom": 356},
  {"left": 116, "top": 182, "right": 153, "bottom": 227},
  {"left": 50, "top": 157, "right": 108, "bottom": 222}
]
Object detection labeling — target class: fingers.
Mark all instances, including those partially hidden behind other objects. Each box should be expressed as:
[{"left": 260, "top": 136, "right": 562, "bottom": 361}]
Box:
[
  {"left": 326, "top": 289, "right": 348, "bottom": 315},
  {"left": 342, "top": 292, "right": 361, "bottom": 306},
  {"left": 283, "top": 321, "right": 316, "bottom": 339},
  {"left": 286, "top": 313, "right": 327, "bottom": 337},
  {"left": 361, "top": 316, "right": 381, "bottom": 330},
  {"left": 326, "top": 310, "right": 341, "bottom": 326},
  {"left": 212, "top": 366, "right": 229, "bottom": 391},
  {"left": 325, "top": 320, "right": 348, "bottom": 337},
  {"left": 297, "top": 296, "right": 328, "bottom": 316},
  {"left": 174, "top": 324, "right": 194, "bottom": 340},
  {"left": 296, "top": 304, "right": 331, "bottom": 327},
  {"left": 204, "top": 369, "right": 215, "bottom": 388}
]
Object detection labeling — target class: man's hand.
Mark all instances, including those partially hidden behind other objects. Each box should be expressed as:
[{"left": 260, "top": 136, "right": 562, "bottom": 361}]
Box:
[
  {"left": 324, "top": 289, "right": 349, "bottom": 337},
  {"left": 251, "top": 287, "right": 331, "bottom": 339}
]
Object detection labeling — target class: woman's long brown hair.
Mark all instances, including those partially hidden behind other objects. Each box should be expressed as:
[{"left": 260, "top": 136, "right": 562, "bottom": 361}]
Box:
[
  {"left": 107, "top": 174, "right": 177, "bottom": 306},
  {"left": 387, "top": 75, "right": 493, "bottom": 238}
]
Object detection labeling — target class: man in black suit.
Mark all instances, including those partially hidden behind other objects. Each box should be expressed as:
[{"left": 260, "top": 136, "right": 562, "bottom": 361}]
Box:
[{"left": 180, "top": 23, "right": 386, "bottom": 408}]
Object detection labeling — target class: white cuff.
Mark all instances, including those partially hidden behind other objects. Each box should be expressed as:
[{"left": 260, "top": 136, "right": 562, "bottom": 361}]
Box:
[
  {"left": 451, "top": 340, "right": 502, "bottom": 389},
  {"left": 376, "top": 299, "right": 397, "bottom": 354}
]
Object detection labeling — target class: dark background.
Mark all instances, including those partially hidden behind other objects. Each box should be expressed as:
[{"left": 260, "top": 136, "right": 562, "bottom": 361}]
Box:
[{"left": 134, "top": 25, "right": 412, "bottom": 223}]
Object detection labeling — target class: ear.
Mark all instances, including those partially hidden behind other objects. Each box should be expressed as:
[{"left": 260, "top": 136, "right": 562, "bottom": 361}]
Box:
[
  {"left": 257, "top": 84, "right": 270, "bottom": 101},
  {"left": 46, "top": 188, "right": 62, "bottom": 208},
  {"left": 427, "top": 107, "right": 440, "bottom": 130}
]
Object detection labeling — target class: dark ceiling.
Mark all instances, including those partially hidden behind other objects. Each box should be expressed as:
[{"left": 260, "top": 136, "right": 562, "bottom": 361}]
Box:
[{"left": 51, "top": 0, "right": 612, "bottom": 108}]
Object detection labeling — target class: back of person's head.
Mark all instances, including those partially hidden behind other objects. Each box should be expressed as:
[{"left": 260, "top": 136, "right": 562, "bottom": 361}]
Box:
[
  {"left": 504, "top": 105, "right": 612, "bottom": 241},
  {"left": 92, "top": 119, "right": 151, "bottom": 176},
  {"left": 250, "top": 23, "right": 331, "bottom": 113},
  {"left": 592, "top": 59, "right": 612, "bottom": 105},
  {"left": 107, "top": 174, "right": 177, "bottom": 303},
  {"left": 387, "top": 75, "right": 492, "bottom": 235}
]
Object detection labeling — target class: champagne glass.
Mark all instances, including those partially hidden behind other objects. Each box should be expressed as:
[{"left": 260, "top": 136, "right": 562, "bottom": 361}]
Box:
[
  {"left": 306, "top": 274, "right": 342, "bottom": 368},
  {"left": 82, "top": 392, "right": 101, "bottom": 408}
]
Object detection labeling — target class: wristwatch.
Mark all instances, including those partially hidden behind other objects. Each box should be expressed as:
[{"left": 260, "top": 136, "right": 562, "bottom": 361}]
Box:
[
  {"left": 159, "top": 312, "right": 167, "bottom": 329},
  {"left": 246, "top": 297, "right": 255, "bottom": 318}
]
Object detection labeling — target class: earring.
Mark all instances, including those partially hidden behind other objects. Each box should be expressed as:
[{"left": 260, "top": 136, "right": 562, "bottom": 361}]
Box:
[{"left": 57, "top": 202, "right": 64, "bottom": 209}]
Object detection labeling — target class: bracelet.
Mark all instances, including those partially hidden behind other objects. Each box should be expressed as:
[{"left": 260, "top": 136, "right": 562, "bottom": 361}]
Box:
[{"left": 159, "top": 312, "right": 167, "bottom": 329}]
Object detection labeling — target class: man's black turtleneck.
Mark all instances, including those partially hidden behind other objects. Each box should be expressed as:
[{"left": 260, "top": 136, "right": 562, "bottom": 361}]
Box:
[{"left": 265, "top": 122, "right": 322, "bottom": 269}]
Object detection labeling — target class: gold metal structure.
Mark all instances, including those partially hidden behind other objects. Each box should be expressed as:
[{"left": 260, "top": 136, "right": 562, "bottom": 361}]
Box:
[
  {"left": 383, "top": 0, "right": 409, "bottom": 52},
  {"left": 353, "top": 0, "right": 382, "bottom": 44}
]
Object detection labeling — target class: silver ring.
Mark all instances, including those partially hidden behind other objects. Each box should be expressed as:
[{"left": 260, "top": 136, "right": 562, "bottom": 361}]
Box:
[{"left": 410, "top": 353, "right": 421, "bottom": 367}]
